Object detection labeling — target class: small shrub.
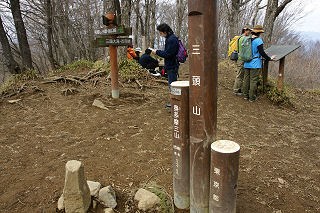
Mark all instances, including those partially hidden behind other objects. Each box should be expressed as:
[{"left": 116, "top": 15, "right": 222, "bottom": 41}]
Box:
[
  {"left": 1, "top": 69, "right": 38, "bottom": 94},
  {"left": 51, "top": 59, "right": 94, "bottom": 74},
  {"left": 118, "top": 59, "right": 148, "bottom": 82},
  {"left": 258, "top": 78, "right": 294, "bottom": 105}
]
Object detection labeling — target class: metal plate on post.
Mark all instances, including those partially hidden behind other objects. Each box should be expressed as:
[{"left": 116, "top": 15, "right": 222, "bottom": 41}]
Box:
[
  {"left": 94, "top": 26, "right": 132, "bottom": 36},
  {"left": 94, "top": 37, "right": 132, "bottom": 47},
  {"left": 265, "top": 45, "right": 300, "bottom": 61}
]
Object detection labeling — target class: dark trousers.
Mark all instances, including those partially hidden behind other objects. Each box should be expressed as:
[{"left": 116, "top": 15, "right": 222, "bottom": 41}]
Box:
[
  {"left": 145, "top": 62, "right": 158, "bottom": 70},
  {"left": 167, "top": 67, "right": 178, "bottom": 89}
]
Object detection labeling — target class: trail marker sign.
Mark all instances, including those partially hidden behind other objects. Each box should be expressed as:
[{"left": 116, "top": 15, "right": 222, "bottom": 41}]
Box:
[
  {"left": 94, "top": 37, "right": 132, "bottom": 47},
  {"left": 94, "top": 26, "right": 132, "bottom": 36}
]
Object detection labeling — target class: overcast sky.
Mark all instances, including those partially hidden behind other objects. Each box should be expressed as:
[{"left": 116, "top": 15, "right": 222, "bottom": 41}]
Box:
[{"left": 288, "top": 0, "right": 320, "bottom": 33}]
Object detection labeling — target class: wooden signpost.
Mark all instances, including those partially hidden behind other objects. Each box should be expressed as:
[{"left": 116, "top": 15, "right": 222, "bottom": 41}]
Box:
[
  {"left": 188, "top": 0, "right": 218, "bottom": 212},
  {"left": 263, "top": 45, "right": 300, "bottom": 91},
  {"left": 94, "top": 14, "right": 132, "bottom": 98}
]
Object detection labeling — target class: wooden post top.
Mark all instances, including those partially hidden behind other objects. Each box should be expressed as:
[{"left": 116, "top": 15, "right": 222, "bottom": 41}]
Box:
[
  {"left": 211, "top": 140, "right": 240, "bottom": 153},
  {"left": 171, "top": 81, "right": 190, "bottom": 88}
]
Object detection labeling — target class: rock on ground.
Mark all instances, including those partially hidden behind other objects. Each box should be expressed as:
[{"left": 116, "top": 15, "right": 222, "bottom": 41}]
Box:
[
  {"left": 57, "top": 194, "right": 64, "bottom": 210},
  {"left": 134, "top": 188, "right": 160, "bottom": 211},
  {"left": 98, "top": 186, "right": 117, "bottom": 208},
  {"left": 87, "top": 180, "right": 102, "bottom": 197},
  {"left": 63, "top": 160, "right": 91, "bottom": 213}
]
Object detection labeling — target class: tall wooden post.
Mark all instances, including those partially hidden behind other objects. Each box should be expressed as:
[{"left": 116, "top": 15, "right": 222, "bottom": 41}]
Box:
[
  {"left": 188, "top": 0, "right": 218, "bottom": 212},
  {"left": 262, "top": 60, "right": 269, "bottom": 93},
  {"left": 209, "top": 140, "right": 240, "bottom": 213},
  {"left": 170, "top": 81, "right": 190, "bottom": 210},
  {"left": 277, "top": 57, "right": 285, "bottom": 91},
  {"left": 107, "top": 13, "right": 119, "bottom": 99}
]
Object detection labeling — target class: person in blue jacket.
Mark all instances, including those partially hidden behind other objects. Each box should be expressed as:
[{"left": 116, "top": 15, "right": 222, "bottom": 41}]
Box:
[
  {"left": 152, "top": 23, "right": 179, "bottom": 89},
  {"left": 243, "top": 25, "right": 276, "bottom": 102}
]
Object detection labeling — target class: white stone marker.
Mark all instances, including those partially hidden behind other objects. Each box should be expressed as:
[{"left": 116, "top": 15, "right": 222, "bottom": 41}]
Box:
[
  {"left": 134, "top": 188, "right": 160, "bottom": 211},
  {"left": 63, "top": 160, "right": 91, "bottom": 213}
]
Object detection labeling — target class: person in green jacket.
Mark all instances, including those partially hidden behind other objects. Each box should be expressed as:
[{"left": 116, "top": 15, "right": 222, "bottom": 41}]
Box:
[{"left": 233, "top": 25, "right": 252, "bottom": 95}]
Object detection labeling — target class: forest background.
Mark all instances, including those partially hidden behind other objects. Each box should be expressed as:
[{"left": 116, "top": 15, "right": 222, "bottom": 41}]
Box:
[{"left": 0, "top": 0, "right": 319, "bottom": 89}]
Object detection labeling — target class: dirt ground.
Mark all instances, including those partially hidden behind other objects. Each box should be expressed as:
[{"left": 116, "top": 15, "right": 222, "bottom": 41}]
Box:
[{"left": 0, "top": 61, "right": 319, "bottom": 213}]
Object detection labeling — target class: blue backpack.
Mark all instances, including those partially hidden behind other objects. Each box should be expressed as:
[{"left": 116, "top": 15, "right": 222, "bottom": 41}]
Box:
[{"left": 176, "top": 39, "right": 188, "bottom": 63}]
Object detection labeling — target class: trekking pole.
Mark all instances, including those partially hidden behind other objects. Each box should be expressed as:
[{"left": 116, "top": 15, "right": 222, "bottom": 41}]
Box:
[
  {"left": 188, "top": 0, "right": 218, "bottom": 212},
  {"left": 209, "top": 140, "right": 240, "bottom": 213},
  {"left": 170, "top": 81, "right": 190, "bottom": 210}
]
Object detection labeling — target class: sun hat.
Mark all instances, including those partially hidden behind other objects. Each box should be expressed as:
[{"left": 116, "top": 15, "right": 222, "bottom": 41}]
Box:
[
  {"left": 243, "top": 25, "right": 252, "bottom": 31},
  {"left": 135, "top": 47, "right": 142, "bottom": 52},
  {"left": 252, "top": 25, "right": 264, "bottom": 33}
]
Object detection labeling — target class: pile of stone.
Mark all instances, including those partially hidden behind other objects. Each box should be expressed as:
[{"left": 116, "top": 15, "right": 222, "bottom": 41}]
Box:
[{"left": 58, "top": 160, "right": 160, "bottom": 213}]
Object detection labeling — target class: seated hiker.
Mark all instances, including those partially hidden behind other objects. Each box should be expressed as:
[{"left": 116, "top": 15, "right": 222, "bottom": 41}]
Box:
[
  {"left": 134, "top": 47, "right": 142, "bottom": 62},
  {"left": 127, "top": 45, "right": 137, "bottom": 59},
  {"left": 139, "top": 48, "right": 161, "bottom": 76}
]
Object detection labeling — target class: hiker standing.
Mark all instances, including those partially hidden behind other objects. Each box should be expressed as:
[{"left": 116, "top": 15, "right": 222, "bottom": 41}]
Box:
[
  {"left": 152, "top": 23, "right": 179, "bottom": 108},
  {"left": 233, "top": 26, "right": 252, "bottom": 95},
  {"left": 243, "top": 25, "right": 276, "bottom": 102},
  {"left": 152, "top": 23, "right": 179, "bottom": 87}
]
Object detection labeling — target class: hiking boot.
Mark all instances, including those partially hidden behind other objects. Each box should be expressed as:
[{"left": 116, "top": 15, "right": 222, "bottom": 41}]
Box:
[
  {"left": 233, "top": 91, "right": 243, "bottom": 96},
  {"left": 166, "top": 103, "right": 171, "bottom": 108},
  {"left": 151, "top": 72, "right": 161, "bottom": 77},
  {"left": 244, "top": 97, "right": 249, "bottom": 101},
  {"left": 249, "top": 97, "right": 258, "bottom": 102},
  {"left": 233, "top": 89, "right": 243, "bottom": 96}
]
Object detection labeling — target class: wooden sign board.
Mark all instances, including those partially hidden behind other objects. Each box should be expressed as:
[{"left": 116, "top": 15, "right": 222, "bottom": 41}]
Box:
[
  {"left": 94, "top": 26, "right": 132, "bottom": 36},
  {"left": 265, "top": 45, "right": 301, "bottom": 61},
  {"left": 94, "top": 37, "right": 132, "bottom": 47}
]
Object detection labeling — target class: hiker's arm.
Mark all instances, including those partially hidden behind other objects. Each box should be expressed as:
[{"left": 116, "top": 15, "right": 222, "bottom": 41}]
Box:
[
  {"left": 155, "top": 39, "right": 178, "bottom": 59},
  {"left": 257, "top": 44, "right": 271, "bottom": 61}
]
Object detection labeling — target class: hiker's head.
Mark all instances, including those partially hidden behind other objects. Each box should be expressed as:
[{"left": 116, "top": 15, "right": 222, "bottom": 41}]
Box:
[
  {"left": 252, "top": 25, "right": 264, "bottom": 37},
  {"left": 128, "top": 45, "right": 133, "bottom": 48},
  {"left": 145, "top": 48, "right": 152, "bottom": 55},
  {"left": 157, "top": 23, "right": 173, "bottom": 38},
  {"left": 242, "top": 25, "right": 252, "bottom": 36}
]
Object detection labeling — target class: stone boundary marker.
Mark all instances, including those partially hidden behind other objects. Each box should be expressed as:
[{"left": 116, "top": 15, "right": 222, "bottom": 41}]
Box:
[{"left": 63, "top": 160, "right": 91, "bottom": 213}]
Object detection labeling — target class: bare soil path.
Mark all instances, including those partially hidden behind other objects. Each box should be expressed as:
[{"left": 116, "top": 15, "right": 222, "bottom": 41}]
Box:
[{"left": 0, "top": 62, "right": 319, "bottom": 212}]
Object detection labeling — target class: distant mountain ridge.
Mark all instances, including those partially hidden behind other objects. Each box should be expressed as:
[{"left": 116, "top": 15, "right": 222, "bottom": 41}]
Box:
[{"left": 297, "top": 31, "right": 320, "bottom": 42}]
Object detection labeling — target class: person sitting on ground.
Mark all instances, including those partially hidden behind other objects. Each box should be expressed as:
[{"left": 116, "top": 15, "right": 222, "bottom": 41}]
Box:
[
  {"left": 127, "top": 45, "right": 137, "bottom": 60},
  {"left": 134, "top": 47, "right": 142, "bottom": 62},
  {"left": 139, "top": 48, "right": 161, "bottom": 77},
  {"left": 243, "top": 25, "right": 276, "bottom": 102}
]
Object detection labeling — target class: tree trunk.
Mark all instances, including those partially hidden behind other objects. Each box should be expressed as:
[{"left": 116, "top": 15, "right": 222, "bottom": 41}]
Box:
[
  {"left": 0, "top": 15, "right": 21, "bottom": 74},
  {"left": 10, "top": 0, "right": 33, "bottom": 69},
  {"left": 144, "top": 0, "right": 150, "bottom": 46},
  {"left": 121, "top": 0, "right": 131, "bottom": 27},
  {"left": 45, "top": 0, "right": 57, "bottom": 69},
  {"left": 149, "top": 0, "right": 156, "bottom": 48},
  {"left": 176, "top": 0, "right": 184, "bottom": 38},
  {"left": 263, "top": 0, "right": 294, "bottom": 47},
  {"left": 134, "top": 0, "right": 140, "bottom": 46}
]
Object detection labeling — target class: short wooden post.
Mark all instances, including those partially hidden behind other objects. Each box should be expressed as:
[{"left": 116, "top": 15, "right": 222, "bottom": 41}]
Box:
[
  {"left": 209, "top": 140, "right": 240, "bottom": 213},
  {"left": 277, "top": 57, "right": 285, "bottom": 91},
  {"left": 262, "top": 60, "right": 269, "bottom": 93},
  {"left": 170, "top": 81, "right": 190, "bottom": 210}
]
